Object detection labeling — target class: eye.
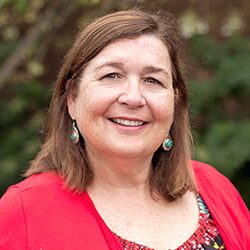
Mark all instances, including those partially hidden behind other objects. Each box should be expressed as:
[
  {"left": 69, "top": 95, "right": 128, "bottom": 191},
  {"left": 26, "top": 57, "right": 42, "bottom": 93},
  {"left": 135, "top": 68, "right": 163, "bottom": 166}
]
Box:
[
  {"left": 144, "top": 77, "right": 161, "bottom": 85},
  {"left": 102, "top": 72, "right": 121, "bottom": 79}
]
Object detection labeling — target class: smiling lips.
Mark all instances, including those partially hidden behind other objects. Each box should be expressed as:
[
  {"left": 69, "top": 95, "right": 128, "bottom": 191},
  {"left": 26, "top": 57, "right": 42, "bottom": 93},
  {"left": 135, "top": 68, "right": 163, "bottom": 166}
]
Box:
[{"left": 111, "top": 118, "right": 145, "bottom": 127}]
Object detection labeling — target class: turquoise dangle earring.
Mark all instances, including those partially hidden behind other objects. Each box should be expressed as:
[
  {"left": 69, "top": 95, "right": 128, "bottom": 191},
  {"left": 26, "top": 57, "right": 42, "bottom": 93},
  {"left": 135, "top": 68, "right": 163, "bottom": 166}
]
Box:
[
  {"left": 162, "top": 133, "right": 173, "bottom": 151},
  {"left": 70, "top": 120, "right": 79, "bottom": 144}
]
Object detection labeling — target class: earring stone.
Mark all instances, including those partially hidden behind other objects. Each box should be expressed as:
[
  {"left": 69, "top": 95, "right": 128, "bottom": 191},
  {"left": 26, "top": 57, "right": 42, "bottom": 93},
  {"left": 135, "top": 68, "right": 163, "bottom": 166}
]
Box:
[
  {"left": 162, "top": 134, "right": 173, "bottom": 151},
  {"left": 70, "top": 120, "right": 79, "bottom": 144}
]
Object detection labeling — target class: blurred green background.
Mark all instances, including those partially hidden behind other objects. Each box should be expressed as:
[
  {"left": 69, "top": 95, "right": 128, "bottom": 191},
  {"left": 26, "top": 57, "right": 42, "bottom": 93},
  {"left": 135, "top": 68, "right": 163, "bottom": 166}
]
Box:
[{"left": 0, "top": 0, "right": 249, "bottom": 206}]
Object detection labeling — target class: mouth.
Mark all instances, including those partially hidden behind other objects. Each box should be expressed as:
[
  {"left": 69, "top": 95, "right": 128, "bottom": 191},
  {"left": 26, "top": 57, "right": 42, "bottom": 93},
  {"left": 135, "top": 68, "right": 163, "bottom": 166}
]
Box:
[{"left": 110, "top": 118, "right": 146, "bottom": 127}]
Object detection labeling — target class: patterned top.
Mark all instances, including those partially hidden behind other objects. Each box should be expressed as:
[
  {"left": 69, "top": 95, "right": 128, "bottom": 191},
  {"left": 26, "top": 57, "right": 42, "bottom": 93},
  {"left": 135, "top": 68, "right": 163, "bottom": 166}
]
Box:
[{"left": 114, "top": 194, "right": 225, "bottom": 250}]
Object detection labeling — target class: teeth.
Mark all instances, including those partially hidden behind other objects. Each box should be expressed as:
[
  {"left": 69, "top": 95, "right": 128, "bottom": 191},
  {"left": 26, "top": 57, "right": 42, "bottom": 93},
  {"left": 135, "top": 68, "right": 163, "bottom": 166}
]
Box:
[{"left": 112, "top": 118, "right": 144, "bottom": 126}]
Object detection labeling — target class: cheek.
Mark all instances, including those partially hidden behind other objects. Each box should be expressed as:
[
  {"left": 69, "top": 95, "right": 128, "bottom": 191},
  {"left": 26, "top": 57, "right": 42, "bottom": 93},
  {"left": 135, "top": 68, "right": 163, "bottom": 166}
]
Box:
[
  {"left": 150, "top": 92, "right": 175, "bottom": 123},
  {"left": 75, "top": 87, "right": 116, "bottom": 120}
]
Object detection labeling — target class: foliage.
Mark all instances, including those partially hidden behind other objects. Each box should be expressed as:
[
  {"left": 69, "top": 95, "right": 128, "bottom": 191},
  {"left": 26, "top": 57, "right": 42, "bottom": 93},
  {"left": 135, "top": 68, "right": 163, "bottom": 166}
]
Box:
[
  {"left": 0, "top": 80, "right": 50, "bottom": 195},
  {"left": 189, "top": 34, "right": 250, "bottom": 205},
  {"left": 0, "top": 0, "right": 249, "bottom": 207}
]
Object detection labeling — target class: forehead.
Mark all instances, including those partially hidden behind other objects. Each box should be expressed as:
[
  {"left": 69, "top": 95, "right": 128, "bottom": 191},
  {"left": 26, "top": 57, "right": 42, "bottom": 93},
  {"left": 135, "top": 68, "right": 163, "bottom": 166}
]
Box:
[{"left": 86, "top": 34, "right": 172, "bottom": 70}]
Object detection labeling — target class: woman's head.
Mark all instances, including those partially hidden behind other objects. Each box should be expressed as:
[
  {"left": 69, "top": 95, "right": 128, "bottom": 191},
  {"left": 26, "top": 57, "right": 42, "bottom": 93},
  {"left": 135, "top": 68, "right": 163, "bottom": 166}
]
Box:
[
  {"left": 67, "top": 34, "right": 175, "bottom": 162},
  {"left": 26, "top": 9, "right": 195, "bottom": 200}
]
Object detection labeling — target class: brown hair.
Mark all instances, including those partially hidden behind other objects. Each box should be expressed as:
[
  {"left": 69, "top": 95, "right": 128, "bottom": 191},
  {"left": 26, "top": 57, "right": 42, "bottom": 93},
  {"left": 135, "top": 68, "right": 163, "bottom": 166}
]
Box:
[{"left": 26, "top": 9, "right": 195, "bottom": 201}]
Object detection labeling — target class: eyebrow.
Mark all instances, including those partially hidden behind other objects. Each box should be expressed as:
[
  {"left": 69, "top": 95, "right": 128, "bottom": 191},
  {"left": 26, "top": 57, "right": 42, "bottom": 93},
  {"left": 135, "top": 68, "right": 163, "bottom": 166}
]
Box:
[
  {"left": 95, "top": 61, "right": 171, "bottom": 78},
  {"left": 95, "top": 62, "right": 124, "bottom": 71},
  {"left": 142, "top": 66, "right": 171, "bottom": 79}
]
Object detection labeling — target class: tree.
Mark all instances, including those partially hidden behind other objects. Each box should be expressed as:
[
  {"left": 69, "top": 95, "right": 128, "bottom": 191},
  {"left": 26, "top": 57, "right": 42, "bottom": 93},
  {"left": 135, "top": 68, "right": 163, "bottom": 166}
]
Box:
[{"left": 0, "top": 0, "right": 249, "bottom": 206}]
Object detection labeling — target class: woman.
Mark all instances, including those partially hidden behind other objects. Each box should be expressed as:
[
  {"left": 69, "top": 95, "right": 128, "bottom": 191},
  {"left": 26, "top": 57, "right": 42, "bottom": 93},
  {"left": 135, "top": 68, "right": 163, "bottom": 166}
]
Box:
[{"left": 0, "top": 9, "right": 249, "bottom": 250}]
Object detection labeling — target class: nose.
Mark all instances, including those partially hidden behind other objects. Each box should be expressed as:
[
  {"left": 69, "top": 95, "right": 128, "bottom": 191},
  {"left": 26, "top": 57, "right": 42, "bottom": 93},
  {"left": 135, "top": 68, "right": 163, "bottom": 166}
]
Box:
[{"left": 118, "top": 79, "right": 146, "bottom": 109}]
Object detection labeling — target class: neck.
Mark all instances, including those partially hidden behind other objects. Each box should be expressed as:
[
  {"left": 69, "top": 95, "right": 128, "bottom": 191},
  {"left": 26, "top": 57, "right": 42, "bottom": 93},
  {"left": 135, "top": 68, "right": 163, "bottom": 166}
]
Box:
[{"left": 86, "top": 147, "right": 153, "bottom": 192}]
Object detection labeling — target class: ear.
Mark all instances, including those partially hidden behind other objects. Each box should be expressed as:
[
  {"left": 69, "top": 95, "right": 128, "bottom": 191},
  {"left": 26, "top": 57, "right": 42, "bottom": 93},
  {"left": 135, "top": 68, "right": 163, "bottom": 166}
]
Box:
[
  {"left": 67, "top": 92, "right": 76, "bottom": 120},
  {"left": 174, "top": 87, "right": 179, "bottom": 101}
]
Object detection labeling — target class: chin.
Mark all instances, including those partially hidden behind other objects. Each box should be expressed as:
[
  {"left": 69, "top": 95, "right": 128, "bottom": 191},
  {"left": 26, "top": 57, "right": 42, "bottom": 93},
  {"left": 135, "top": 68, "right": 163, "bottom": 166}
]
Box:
[{"left": 106, "top": 145, "right": 155, "bottom": 159}]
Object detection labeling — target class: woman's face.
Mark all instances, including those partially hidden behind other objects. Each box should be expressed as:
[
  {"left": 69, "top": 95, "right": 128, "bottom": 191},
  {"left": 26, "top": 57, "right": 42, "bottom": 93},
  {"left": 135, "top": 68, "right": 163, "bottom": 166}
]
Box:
[{"left": 68, "top": 34, "right": 175, "bottom": 159}]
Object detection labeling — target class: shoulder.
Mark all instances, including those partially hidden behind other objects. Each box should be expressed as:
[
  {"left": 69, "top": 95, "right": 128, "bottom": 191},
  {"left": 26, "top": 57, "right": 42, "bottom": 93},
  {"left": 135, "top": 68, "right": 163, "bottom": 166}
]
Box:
[
  {"left": 191, "top": 160, "right": 250, "bottom": 247},
  {"left": 191, "top": 160, "right": 230, "bottom": 185},
  {"left": 0, "top": 172, "right": 67, "bottom": 224},
  {"left": 191, "top": 160, "right": 241, "bottom": 196},
  {"left": 191, "top": 160, "right": 249, "bottom": 219},
  {"left": 0, "top": 173, "right": 61, "bottom": 249},
  {"left": 9, "top": 171, "right": 63, "bottom": 192},
  {"left": 192, "top": 160, "right": 224, "bottom": 178},
  {"left": 0, "top": 173, "right": 115, "bottom": 249},
  {"left": 0, "top": 172, "right": 95, "bottom": 220}
]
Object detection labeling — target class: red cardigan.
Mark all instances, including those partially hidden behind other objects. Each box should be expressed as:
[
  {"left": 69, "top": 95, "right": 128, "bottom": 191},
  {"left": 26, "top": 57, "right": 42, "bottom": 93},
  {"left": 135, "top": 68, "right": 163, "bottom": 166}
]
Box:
[{"left": 0, "top": 161, "right": 249, "bottom": 249}]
